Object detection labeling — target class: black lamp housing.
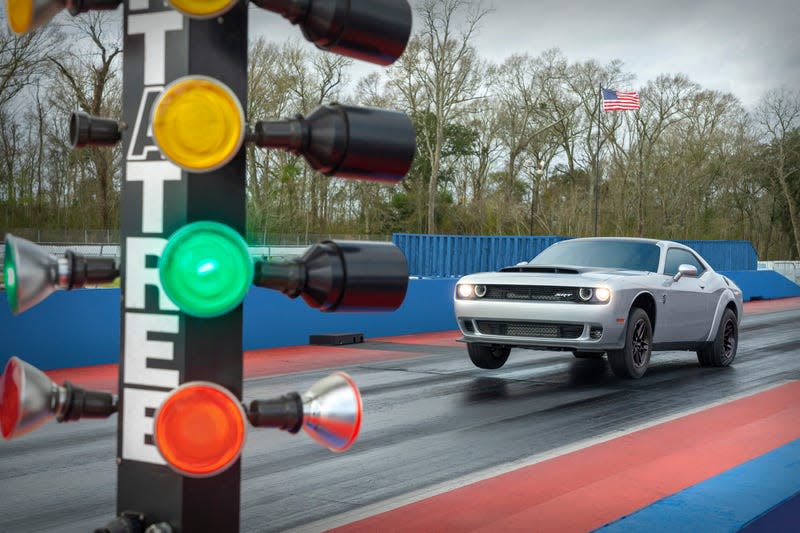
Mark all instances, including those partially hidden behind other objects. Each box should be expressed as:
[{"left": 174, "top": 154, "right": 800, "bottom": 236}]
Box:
[
  {"left": 252, "top": 0, "right": 412, "bottom": 66},
  {"left": 254, "top": 240, "right": 408, "bottom": 312},
  {"left": 70, "top": 111, "right": 125, "bottom": 148},
  {"left": 252, "top": 104, "right": 416, "bottom": 183}
]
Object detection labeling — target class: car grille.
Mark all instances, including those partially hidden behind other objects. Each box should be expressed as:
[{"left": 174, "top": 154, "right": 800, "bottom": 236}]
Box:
[
  {"left": 475, "top": 320, "right": 584, "bottom": 339},
  {"left": 483, "top": 285, "right": 582, "bottom": 302}
]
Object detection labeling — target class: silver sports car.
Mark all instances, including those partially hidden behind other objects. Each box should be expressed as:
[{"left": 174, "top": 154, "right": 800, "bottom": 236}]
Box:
[{"left": 454, "top": 237, "right": 743, "bottom": 379}]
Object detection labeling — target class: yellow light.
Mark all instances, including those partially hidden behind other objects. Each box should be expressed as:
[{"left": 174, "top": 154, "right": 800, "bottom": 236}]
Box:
[
  {"left": 152, "top": 76, "right": 245, "bottom": 173},
  {"left": 6, "top": 0, "right": 34, "bottom": 34},
  {"left": 167, "top": 0, "right": 237, "bottom": 18},
  {"left": 596, "top": 287, "right": 611, "bottom": 302}
]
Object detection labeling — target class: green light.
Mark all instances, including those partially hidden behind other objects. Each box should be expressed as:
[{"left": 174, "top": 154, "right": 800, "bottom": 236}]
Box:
[
  {"left": 159, "top": 222, "right": 253, "bottom": 318},
  {"left": 4, "top": 240, "right": 18, "bottom": 314}
]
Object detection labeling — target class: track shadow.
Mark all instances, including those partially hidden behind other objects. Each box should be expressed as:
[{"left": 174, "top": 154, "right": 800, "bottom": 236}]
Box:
[
  {"left": 566, "top": 357, "right": 612, "bottom": 386},
  {"left": 463, "top": 377, "right": 510, "bottom": 402}
]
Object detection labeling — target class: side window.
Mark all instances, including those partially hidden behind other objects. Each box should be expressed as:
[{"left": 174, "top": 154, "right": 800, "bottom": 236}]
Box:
[{"left": 664, "top": 249, "right": 705, "bottom": 277}]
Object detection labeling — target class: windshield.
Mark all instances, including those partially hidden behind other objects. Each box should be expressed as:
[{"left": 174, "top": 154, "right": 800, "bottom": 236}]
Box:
[{"left": 530, "top": 240, "right": 661, "bottom": 272}]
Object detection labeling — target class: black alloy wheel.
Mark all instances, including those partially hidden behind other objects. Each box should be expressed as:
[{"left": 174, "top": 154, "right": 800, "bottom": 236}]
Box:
[
  {"left": 631, "top": 318, "right": 650, "bottom": 369},
  {"left": 697, "top": 308, "right": 738, "bottom": 367},
  {"left": 722, "top": 318, "right": 736, "bottom": 362},
  {"left": 608, "top": 307, "right": 652, "bottom": 379}
]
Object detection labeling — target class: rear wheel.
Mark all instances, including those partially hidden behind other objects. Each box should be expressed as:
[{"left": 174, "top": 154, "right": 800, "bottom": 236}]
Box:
[
  {"left": 467, "top": 343, "right": 511, "bottom": 369},
  {"left": 697, "top": 308, "right": 738, "bottom": 367},
  {"left": 608, "top": 307, "right": 652, "bottom": 379}
]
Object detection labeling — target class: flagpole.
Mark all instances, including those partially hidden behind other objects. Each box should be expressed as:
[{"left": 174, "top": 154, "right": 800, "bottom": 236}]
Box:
[{"left": 594, "top": 84, "right": 602, "bottom": 237}]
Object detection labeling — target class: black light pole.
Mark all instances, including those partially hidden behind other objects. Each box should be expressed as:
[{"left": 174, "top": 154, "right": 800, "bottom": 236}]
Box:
[{"left": 118, "top": 3, "right": 248, "bottom": 530}]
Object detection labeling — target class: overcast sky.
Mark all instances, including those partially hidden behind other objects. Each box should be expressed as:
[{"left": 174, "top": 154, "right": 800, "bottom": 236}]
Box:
[{"left": 250, "top": 0, "right": 800, "bottom": 110}]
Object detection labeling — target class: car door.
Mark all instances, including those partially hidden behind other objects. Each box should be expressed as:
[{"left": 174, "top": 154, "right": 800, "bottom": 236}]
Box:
[{"left": 656, "top": 248, "right": 715, "bottom": 344}]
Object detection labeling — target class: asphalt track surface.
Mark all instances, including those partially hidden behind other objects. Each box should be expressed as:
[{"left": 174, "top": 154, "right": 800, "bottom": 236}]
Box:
[{"left": 0, "top": 303, "right": 798, "bottom": 532}]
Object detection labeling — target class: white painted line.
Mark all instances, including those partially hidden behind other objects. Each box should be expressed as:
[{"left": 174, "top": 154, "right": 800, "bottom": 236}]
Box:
[{"left": 291, "top": 379, "right": 795, "bottom": 533}]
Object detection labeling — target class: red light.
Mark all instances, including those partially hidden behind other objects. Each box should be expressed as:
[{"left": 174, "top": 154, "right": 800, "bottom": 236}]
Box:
[
  {"left": 154, "top": 382, "right": 246, "bottom": 477},
  {"left": 305, "top": 372, "right": 363, "bottom": 453},
  {"left": 1, "top": 359, "right": 21, "bottom": 440},
  {"left": 338, "top": 372, "right": 362, "bottom": 452}
]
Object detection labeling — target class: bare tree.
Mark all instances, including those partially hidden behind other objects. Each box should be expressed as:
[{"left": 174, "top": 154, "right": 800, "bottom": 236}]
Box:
[
  {"left": 246, "top": 38, "right": 297, "bottom": 239},
  {"left": 48, "top": 13, "right": 121, "bottom": 229},
  {"left": 246, "top": 39, "right": 352, "bottom": 240},
  {"left": 0, "top": 24, "right": 58, "bottom": 229},
  {"left": 756, "top": 88, "right": 800, "bottom": 258},
  {"left": 609, "top": 74, "right": 696, "bottom": 236},
  {"left": 0, "top": 26, "right": 55, "bottom": 109},
  {"left": 388, "top": 0, "right": 488, "bottom": 233}
]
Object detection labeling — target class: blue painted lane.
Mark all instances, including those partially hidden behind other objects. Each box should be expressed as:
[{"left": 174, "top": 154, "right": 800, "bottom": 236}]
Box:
[{"left": 596, "top": 439, "right": 800, "bottom": 533}]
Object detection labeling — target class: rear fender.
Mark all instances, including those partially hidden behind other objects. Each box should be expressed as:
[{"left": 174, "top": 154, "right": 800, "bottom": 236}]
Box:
[{"left": 705, "top": 289, "right": 740, "bottom": 342}]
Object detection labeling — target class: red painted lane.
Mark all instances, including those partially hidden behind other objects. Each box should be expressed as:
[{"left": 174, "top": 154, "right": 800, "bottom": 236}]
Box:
[
  {"left": 46, "top": 364, "right": 119, "bottom": 393},
  {"left": 243, "top": 346, "right": 419, "bottom": 378},
  {"left": 331, "top": 381, "right": 800, "bottom": 533},
  {"left": 371, "top": 331, "right": 462, "bottom": 348},
  {"left": 743, "top": 296, "right": 800, "bottom": 315}
]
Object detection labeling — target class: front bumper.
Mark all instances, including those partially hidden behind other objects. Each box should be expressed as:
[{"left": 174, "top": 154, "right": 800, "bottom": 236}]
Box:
[{"left": 454, "top": 299, "right": 627, "bottom": 351}]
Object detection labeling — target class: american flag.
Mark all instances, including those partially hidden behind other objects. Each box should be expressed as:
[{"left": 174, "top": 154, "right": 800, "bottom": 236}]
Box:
[{"left": 601, "top": 88, "right": 640, "bottom": 111}]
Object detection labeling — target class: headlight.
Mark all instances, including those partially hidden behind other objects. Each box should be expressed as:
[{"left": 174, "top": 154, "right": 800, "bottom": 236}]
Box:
[
  {"left": 576, "top": 286, "right": 611, "bottom": 304},
  {"left": 595, "top": 287, "right": 611, "bottom": 303},
  {"left": 457, "top": 284, "right": 474, "bottom": 299},
  {"left": 474, "top": 285, "right": 487, "bottom": 298}
]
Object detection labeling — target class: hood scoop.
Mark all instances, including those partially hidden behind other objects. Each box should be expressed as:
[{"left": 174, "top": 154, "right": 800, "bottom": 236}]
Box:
[{"left": 499, "top": 265, "right": 581, "bottom": 274}]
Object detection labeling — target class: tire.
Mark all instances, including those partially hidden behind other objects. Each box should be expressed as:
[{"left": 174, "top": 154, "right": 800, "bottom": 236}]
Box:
[
  {"left": 608, "top": 307, "right": 652, "bottom": 379},
  {"left": 697, "top": 308, "right": 738, "bottom": 367},
  {"left": 573, "top": 351, "right": 604, "bottom": 359},
  {"left": 467, "top": 343, "right": 511, "bottom": 369}
]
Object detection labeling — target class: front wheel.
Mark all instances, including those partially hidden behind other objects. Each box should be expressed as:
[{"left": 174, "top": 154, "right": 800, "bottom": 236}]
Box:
[
  {"left": 467, "top": 343, "right": 511, "bottom": 369},
  {"left": 608, "top": 307, "right": 652, "bottom": 379},
  {"left": 697, "top": 308, "right": 738, "bottom": 367}
]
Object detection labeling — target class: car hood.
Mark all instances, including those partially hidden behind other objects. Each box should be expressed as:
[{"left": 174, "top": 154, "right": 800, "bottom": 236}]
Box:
[{"left": 458, "top": 265, "right": 652, "bottom": 285}]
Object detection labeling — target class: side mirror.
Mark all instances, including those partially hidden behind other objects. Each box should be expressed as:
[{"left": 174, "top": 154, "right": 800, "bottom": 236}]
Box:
[{"left": 673, "top": 264, "right": 698, "bottom": 282}]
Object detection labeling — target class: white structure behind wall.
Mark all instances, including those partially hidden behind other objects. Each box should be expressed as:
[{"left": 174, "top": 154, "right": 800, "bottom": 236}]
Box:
[{"left": 759, "top": 261, "right": 800, "bottom": 284}]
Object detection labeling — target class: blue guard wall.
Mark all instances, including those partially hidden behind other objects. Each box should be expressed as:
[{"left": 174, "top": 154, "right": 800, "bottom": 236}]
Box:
[{"left": 2, "top": 236, "right": 799, "bottom": 371}]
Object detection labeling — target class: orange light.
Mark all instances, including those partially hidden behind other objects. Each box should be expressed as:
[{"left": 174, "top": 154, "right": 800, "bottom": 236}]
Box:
[{"left": 154, "top": 382, "right": 246, "bottom": 477}]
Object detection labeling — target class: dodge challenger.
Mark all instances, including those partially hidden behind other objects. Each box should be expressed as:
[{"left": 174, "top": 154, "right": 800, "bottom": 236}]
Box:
[{"left": 454, "top": 237, "right": 743, "bottom": 379}]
